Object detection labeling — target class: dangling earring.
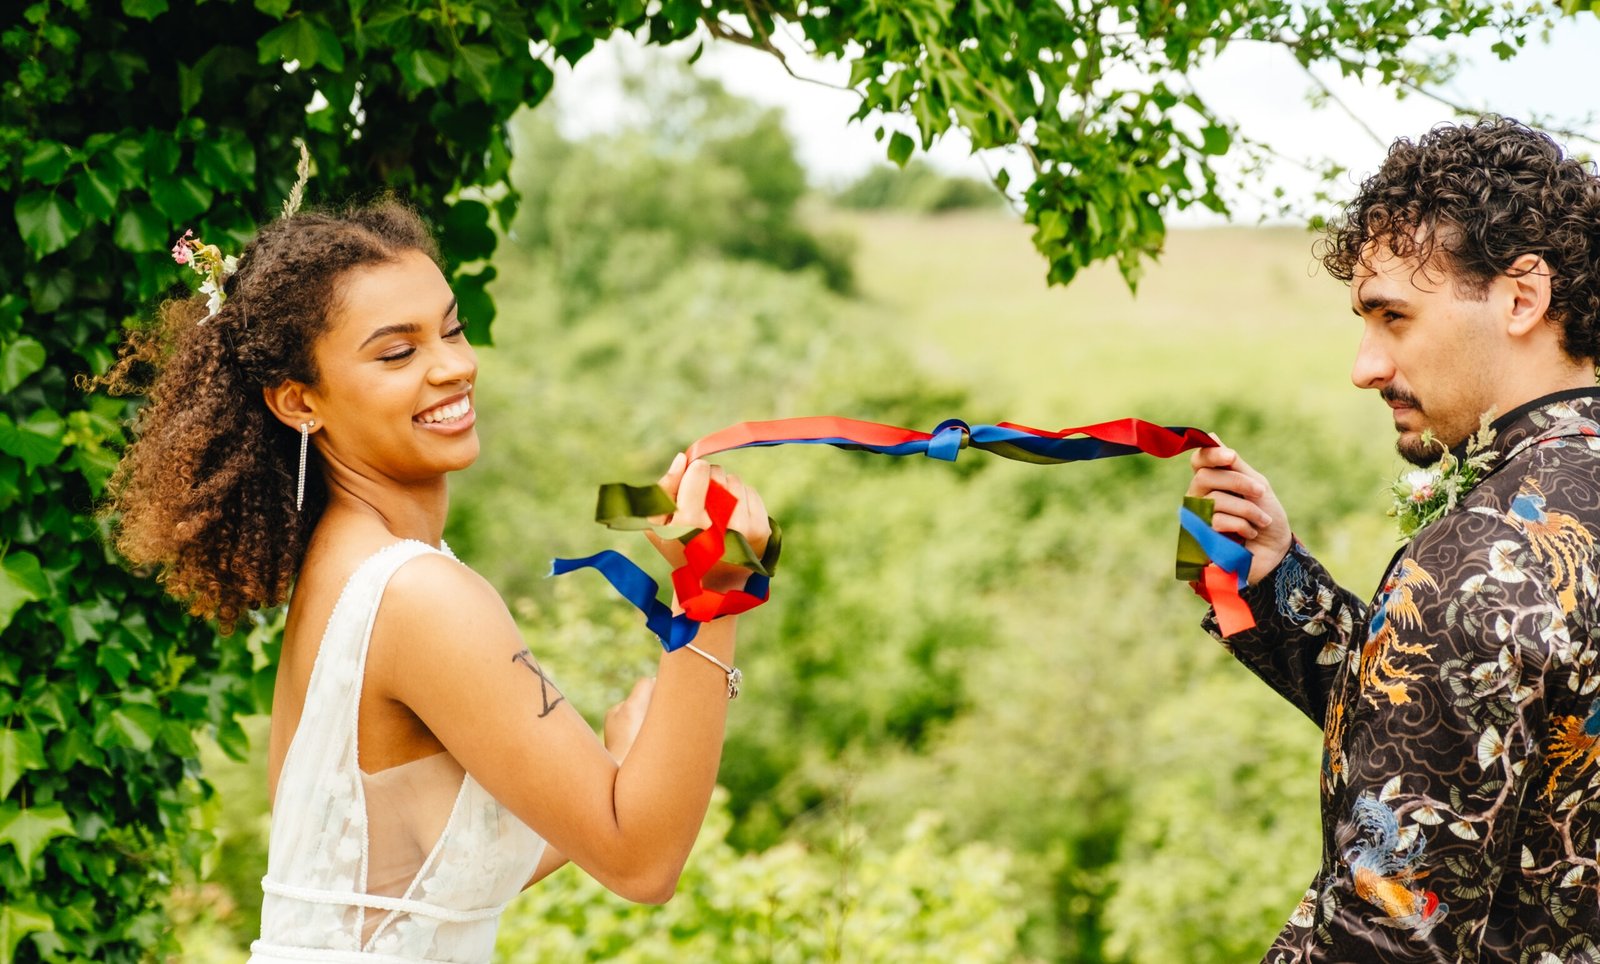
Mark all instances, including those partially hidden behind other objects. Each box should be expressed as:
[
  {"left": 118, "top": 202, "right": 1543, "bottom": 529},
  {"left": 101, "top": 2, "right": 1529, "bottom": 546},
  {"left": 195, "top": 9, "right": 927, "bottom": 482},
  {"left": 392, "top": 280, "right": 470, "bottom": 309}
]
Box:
[{"left": 297, "top": 420, "right": 315, "bottom": 511}]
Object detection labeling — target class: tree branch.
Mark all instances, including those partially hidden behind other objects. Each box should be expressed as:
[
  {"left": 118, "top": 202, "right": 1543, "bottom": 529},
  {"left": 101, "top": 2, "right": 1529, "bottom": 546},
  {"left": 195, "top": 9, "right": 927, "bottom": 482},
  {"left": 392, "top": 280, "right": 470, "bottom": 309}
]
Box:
[
  {"left": 698, "top": 14, "right": 864, "bottom": 98},
  {"left": 1297, "top": 63, "right": 1385, "bottom": 148}
]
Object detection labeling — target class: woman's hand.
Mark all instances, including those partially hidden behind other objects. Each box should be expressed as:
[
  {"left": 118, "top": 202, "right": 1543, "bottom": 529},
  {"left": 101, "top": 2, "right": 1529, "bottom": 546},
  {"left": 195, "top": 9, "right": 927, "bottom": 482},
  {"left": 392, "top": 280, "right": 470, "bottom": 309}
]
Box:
[
  {"left": 1186, "top": 443, "right": 1293, "bottom": 586},
  {"left": 645, "top": 454, "right": 771, "bottom": 594},
  {"left": 603, "top": 677, "right": 654, "bottom": 762}
]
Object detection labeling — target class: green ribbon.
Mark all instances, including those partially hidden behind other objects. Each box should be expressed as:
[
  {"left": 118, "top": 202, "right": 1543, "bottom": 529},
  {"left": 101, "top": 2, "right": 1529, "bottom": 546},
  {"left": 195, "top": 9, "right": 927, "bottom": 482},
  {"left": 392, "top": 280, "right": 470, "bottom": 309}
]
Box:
[
  {"left": 593, "top": 482, "right": 783, "bottom": 577},
  {"left": 1175, "top": 495, "right": 1215, "bottom": 581}
]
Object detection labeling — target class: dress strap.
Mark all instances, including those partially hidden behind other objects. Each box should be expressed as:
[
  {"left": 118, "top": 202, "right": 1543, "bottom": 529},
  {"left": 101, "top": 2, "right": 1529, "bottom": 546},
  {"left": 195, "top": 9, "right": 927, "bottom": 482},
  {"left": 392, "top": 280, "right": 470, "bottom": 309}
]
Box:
[
  {"left": 343, "top": 540, "right": 449, "bottom": 704},
  {"left": 301, "top": 539, "right": 449, "bottom": 720}
]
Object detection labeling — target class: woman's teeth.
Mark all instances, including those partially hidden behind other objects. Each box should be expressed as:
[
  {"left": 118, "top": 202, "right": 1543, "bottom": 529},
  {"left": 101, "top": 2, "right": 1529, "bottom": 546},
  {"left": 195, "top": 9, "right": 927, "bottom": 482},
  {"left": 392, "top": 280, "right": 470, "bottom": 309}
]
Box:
[{"left": 417, "top": 399, "right": 471, "bottom": 424}]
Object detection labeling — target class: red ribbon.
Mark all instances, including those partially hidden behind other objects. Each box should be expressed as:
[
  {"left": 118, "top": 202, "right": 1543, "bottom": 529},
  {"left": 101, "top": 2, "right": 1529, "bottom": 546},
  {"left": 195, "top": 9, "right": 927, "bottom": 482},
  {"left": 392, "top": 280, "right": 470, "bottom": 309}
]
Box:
[
  {"left": 1194, "top": 564, "right": 1256, "bottom": 637},
  {"left": 671, "top": 480, "right": 770, "bottom": 623}
]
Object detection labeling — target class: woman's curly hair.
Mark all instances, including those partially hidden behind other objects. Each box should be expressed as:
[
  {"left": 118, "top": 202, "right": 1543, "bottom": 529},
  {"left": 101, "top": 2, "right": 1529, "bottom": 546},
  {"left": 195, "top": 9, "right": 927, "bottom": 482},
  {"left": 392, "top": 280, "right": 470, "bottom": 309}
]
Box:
[
  {"left": 1319, "top": 116, "right": 1600, "bottom": 362},
  {"left": 94, "top": 200, "right": 440, "bottom": 632}
]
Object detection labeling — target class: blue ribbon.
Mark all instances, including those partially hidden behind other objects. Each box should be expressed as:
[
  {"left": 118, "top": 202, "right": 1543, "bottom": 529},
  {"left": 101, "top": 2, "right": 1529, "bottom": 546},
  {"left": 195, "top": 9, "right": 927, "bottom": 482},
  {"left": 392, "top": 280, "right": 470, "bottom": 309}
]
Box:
[
  {"left": 702, "top": 421, "right": 1203, "bottom": 463},
  {"left": 1176, "top": 507, "right": 1253, "bottom": 590},
  {"left": 548, "top": 551, "right": 770, "bottom": 651}
]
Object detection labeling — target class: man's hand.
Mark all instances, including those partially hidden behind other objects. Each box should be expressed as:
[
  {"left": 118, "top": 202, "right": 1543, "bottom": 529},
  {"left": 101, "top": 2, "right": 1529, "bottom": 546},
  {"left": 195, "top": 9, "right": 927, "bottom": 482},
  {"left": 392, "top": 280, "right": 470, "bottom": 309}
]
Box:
[{"left": 1187, "top": 444, "right": 1293, "bottom": 586}]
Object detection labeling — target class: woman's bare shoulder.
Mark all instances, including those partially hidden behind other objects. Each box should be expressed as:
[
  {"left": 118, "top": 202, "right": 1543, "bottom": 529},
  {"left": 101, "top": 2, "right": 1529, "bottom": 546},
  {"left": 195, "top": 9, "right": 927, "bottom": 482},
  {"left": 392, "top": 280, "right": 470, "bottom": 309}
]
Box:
[{"left": 370, "top": 549, "right": 518, "bottom": 660}]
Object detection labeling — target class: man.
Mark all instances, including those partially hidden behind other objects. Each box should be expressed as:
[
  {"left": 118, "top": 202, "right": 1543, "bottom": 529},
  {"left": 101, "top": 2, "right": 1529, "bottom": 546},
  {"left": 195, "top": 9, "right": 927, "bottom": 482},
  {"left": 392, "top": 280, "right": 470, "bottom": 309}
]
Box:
[{"left": 1189, "top": 117, "right": 1600, "bottom": 962}]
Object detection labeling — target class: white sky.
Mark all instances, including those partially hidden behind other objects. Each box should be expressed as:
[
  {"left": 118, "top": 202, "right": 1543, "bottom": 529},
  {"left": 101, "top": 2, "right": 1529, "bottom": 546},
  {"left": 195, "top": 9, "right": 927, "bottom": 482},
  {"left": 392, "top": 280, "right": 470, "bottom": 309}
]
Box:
[{"left": 548, "top": 14, "right": 1600, "bottom": 224}]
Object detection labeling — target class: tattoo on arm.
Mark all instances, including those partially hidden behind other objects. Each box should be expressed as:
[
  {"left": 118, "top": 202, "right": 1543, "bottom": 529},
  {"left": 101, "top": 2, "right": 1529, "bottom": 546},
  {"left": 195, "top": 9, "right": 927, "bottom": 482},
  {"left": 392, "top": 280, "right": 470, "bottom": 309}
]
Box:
[{"left": 512, "top": 649, "right": 566, "bottom": 718}]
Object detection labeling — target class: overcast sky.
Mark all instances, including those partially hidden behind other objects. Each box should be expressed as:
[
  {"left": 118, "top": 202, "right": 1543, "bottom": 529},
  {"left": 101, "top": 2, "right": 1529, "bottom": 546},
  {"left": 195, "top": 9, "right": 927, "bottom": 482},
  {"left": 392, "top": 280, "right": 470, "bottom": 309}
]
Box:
[{"left": 547, "top": 15, "right": 1600, "bottom": 224}]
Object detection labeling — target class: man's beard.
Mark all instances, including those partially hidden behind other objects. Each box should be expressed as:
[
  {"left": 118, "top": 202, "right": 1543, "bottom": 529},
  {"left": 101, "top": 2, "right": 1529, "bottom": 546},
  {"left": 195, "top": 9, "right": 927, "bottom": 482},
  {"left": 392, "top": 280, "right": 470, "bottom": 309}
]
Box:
[{"left": 1384, "top": 386, "right": 1448, "bottom": 467}]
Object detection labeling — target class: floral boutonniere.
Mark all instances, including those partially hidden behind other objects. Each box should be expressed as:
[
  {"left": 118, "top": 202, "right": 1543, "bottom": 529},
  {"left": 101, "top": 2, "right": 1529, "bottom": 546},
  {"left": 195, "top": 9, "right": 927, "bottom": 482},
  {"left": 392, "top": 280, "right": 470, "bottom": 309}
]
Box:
[{"left": 1388, "top": 412, "right": 1498, "bottom": 539}]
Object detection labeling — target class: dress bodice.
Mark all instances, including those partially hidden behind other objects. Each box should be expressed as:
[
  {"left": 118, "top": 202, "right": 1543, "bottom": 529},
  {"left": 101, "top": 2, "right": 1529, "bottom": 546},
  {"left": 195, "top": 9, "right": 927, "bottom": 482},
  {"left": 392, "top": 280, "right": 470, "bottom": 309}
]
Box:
[{"left": 248, "top": 540, "right": 546, "bottom": 963}]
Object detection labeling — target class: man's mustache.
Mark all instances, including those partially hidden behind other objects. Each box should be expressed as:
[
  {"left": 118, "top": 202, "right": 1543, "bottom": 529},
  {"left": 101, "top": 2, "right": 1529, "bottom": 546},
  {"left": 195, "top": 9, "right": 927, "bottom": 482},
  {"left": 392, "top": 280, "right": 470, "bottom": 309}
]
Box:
[{"left": 1381, "top": 386, "right": 1424, "bottom": 413}]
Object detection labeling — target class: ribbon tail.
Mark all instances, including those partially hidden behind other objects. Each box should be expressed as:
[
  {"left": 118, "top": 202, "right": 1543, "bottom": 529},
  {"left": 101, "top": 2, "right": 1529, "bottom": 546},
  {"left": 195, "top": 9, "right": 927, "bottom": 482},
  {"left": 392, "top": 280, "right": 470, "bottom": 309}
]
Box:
[
  {"left": 1176, "top": 500, "right": 1257, "bottom": 637},
  {"left": 1202, "top": 563, "right": 1256, "bottom": 637},
  {"left": 549, "top": 551, "right": 702, "bottom": 650}
]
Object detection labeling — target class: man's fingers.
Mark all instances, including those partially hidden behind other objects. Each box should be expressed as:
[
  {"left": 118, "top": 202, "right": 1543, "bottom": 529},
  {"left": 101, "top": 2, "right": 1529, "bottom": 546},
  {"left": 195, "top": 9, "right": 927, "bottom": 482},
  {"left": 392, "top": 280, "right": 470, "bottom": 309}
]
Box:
[
  {"left": 1208, "top": 491, "right": 1273, "bottom": 528},
  {"left": 1210, "top": 512, "right": 1260, "bottom": 541},
  {"left": 1188, "top": 466, "right": 1266, "bottom": 500},
  {"left": 1190, "top": 445, "right": 1237, "bottom": 471}
]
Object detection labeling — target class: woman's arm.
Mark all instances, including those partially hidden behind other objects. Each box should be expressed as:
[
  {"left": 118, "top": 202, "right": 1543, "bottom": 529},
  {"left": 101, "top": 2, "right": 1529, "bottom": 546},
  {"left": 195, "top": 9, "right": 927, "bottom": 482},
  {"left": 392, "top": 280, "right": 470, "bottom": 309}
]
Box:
[
  {"left": 523, "top": 674, "right": 656, "bottom": 889},
  {"left": 372, "top": 459, "right": 767, "bottom": 903}
]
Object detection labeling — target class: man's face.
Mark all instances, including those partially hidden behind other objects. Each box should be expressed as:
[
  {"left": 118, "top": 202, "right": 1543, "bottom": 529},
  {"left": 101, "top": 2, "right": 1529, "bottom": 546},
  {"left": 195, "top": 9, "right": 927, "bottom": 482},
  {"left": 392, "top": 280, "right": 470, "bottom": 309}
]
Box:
[{"left": 1350, "top": 245, "right": 1502, "bottom": 466}]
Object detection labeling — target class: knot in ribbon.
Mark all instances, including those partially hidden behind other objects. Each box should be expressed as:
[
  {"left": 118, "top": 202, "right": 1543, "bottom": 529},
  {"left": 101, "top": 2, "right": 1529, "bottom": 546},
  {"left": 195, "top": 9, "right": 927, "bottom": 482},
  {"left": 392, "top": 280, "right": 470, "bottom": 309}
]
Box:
[{"left": 550, "top": 479, "right": 774, "bottom": 651}]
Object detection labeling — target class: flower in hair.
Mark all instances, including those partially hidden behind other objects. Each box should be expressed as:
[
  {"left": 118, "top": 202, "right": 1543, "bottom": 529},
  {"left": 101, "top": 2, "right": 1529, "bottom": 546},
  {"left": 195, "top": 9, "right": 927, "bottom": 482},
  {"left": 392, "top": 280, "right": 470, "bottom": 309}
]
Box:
[{"left": 171, "top": 229, "right": 238, "bottom": 323}]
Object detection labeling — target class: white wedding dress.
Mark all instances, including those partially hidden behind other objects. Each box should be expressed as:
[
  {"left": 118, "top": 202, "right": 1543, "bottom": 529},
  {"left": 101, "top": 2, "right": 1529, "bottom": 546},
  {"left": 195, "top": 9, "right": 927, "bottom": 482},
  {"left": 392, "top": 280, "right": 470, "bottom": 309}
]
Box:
[{"left": 248, "top": 540, "right": 547, "bottom": 963}]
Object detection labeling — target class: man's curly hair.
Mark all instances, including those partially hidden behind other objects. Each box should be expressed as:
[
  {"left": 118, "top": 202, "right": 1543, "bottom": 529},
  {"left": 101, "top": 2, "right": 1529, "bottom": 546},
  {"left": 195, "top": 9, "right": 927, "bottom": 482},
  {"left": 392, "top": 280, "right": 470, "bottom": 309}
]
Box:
[
  {"left": 1319, "top": 116, "right": 1600, "bottom": 362},
  {"left": 94, "top": 200, "right": 439, "bottom": 632}
]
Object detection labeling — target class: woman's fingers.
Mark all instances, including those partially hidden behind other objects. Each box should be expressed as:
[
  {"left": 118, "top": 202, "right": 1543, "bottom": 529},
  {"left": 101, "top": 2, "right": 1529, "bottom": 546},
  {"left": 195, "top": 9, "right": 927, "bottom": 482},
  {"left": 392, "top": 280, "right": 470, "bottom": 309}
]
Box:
[
  {"left": 648, "top": 453, "right": 689, "bottom": 527},
  {"left": 603, "top": 676, "right": 655, "bottom": 763},
  {"left": 645, "top": 457, "right": 771, "bottom": 575},
  {"left": 740, "top": 480, "right": 771, "bottom": 546},
  {"left": 670, "top": 458, "right": 713, "bottom": 529},
  {"left": 657, "top": 452, "right": 688, "bottom": 495},
  {"left": 1190, "top": 444, "right": 1236, "bottom": 472}
]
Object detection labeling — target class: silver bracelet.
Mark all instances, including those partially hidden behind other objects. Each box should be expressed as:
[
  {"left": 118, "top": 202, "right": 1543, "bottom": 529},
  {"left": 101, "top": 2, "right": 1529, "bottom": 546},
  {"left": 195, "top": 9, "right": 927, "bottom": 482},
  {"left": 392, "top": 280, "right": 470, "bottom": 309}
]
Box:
[{"left": 682, "top": 643, "right": 742, "bottom": 700}]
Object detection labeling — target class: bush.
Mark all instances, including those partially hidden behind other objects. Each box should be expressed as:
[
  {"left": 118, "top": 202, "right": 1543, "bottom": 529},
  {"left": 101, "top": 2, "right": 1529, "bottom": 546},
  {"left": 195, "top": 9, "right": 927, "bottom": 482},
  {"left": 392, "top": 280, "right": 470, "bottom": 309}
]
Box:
[
  {"left": 494, "top": 789, "right": 1027, "bottom": 963},
  {"left": 834, "top": 160, "right": 1004, "bottom": 214}
]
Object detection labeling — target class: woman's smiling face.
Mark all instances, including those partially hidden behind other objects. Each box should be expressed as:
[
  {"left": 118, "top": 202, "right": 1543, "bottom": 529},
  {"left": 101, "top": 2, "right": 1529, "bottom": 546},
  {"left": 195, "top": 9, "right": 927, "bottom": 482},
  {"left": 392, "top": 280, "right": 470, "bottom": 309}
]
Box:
[{"left": 307, "top": 249, "right": 480, "bottom": 484}]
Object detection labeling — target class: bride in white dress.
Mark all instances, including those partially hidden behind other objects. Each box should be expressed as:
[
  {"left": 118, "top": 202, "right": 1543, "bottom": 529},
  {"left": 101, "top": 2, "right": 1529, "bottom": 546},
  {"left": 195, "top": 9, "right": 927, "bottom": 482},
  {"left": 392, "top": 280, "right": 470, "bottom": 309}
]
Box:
[{"left": 101, "top": 202, "right": 770, "bottom": 963}]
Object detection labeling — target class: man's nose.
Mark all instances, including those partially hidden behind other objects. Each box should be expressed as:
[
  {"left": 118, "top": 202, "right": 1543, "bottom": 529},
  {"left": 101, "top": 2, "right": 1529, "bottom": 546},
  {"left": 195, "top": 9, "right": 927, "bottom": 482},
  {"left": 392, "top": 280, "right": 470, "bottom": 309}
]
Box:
[{"left": 1350, "top": 328, "right": 1392, "bottom": 390}]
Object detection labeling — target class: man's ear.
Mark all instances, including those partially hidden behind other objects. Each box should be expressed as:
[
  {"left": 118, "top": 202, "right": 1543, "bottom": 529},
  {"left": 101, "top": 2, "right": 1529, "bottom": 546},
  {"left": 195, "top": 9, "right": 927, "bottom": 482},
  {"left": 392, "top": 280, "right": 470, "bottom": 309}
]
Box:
[
  {"left": 1503, "top": 253, "right": 1553, "bottom": 339},
  {"left": 263, "top": 380, "right": 318, "bottom": 431}
]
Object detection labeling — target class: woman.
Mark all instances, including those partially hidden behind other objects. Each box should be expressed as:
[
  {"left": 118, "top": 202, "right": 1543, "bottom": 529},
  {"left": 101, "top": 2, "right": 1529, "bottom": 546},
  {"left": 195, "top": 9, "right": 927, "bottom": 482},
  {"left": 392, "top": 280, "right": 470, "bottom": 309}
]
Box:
[{"left": 100, "top": 201, "right": 770, "bottom": 962}]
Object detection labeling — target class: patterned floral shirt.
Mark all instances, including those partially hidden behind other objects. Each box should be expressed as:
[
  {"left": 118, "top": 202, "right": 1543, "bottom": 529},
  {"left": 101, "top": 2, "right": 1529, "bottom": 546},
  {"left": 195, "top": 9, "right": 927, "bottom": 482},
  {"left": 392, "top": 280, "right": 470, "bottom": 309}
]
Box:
[{"left": 1205, "top": 390, "right": 1600, "bottom": 963}]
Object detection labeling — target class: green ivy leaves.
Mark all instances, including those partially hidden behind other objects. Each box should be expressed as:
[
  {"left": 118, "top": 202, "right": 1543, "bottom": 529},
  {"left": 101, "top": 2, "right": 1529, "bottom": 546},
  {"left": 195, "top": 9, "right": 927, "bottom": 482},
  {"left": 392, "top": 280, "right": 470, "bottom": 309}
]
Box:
[
  {"left": 258, "top": 14, "right": 346, "bottom": 72},
  {"left": 0, "top": 552, "right": 48, "bottom": 635},
  {"left": 13, "top": 193, "right": 84, "bottom": 258},
  {"left": 0, "top": 803, "right": 76, "bottom": 874}
]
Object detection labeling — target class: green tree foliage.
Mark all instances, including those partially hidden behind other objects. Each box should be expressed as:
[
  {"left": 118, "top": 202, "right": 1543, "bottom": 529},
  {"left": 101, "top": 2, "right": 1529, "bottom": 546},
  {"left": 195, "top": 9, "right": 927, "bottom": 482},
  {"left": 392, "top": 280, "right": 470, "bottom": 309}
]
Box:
[
  {"left": 5, "top": 0, "right": 1593, "bottom": 959},
  {"left": 508, "top": 69, "right": 856, "bottom": 311},
  {"left": 495, "top": 791, "right": 1026, "bottom": 963},
  {"left": 833, "top": 160, "right": 1004, "bottom": 214}
]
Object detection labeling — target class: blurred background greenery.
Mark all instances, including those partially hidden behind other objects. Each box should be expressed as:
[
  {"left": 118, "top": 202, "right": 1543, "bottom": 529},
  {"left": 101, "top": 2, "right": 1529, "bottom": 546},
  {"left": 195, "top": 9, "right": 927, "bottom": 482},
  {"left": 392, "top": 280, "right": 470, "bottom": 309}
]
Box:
[{"left": 173, "top": 66, "right": 1407, "bottom": 962}]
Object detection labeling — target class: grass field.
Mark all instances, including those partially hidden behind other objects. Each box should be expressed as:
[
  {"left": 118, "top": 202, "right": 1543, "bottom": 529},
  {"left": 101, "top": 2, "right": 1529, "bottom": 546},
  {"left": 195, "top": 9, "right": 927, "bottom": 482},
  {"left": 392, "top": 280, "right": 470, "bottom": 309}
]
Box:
[
  {"left": 824, "top": 209, "right": 1406, "bottom": 586},
  {"left": 829, "top": 212, "right": 1377, "bottom": 419}
]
